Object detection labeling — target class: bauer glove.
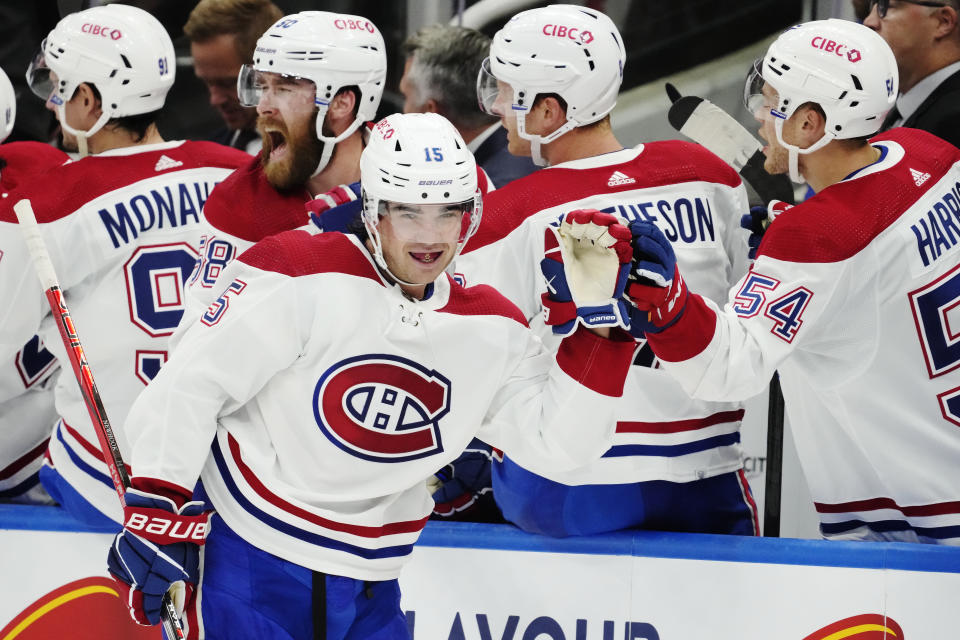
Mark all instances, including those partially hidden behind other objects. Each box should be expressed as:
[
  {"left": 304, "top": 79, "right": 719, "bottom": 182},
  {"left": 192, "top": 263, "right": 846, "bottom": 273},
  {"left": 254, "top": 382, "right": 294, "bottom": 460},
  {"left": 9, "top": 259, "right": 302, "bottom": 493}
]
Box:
[{"left": 107, "top": 487, "right": 208, "bottom": 626}]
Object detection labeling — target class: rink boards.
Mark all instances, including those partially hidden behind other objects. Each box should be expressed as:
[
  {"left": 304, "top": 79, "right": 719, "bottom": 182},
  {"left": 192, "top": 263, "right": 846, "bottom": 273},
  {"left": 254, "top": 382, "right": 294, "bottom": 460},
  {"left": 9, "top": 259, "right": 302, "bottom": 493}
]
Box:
[{"left": 1, "top": 504, "right": 958, "bottom": 639}]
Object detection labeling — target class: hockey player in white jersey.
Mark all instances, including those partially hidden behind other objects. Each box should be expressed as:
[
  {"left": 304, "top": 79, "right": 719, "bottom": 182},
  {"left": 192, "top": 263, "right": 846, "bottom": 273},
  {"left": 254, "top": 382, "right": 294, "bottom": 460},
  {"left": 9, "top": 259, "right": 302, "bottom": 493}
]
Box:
[
  {"left": 630, "top": 18, "right": 960, "bottom": 544},
  {"left": 0, "top": 5, "right": 248, "bottom": 526},
  {"left": 0, "top": 66, "right": 69, "bottom": 503},
  {"left": 184, "top": 12, "right": 387, "bottom": 313},
  {"left": 457, "top": 4, "right": 758, "bottom": 536},
  {"left": 107, "top": 112, "right": 640, "bottom": 638},
  {"left": 184, "top": 11, "right": 491, "bottom": 331}
]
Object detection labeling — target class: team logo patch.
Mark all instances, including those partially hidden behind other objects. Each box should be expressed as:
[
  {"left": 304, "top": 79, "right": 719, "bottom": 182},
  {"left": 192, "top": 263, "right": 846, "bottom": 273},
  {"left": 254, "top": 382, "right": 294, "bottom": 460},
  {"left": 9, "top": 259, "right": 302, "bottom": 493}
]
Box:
[{"left": 313, "top": 354, "right": 451, "bottom": 462}]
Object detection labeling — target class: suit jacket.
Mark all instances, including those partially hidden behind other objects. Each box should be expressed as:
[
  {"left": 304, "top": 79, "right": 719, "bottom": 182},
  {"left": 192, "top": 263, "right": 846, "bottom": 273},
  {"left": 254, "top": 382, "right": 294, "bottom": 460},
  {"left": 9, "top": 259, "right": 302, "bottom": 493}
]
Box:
[
  {"left": 888, "top": 68, "right": 960, "bottom": 148},
  {"left": 208, "top": 126, "right": 260, "bottom": 152},
  {"left": 473, "top": 125, "right": 538, "bottom": 188}
]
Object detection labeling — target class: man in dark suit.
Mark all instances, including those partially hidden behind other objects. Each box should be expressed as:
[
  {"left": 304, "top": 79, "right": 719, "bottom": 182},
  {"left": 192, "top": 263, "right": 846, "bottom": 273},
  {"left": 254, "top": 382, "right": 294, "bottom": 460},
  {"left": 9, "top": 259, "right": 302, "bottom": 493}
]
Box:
[
  {"left": 864, "top": 0, "right": 960, "bottom": 146},
  {"left": 184, "top": 0, "right": 282, "bottom": 154},
  {"left": 400, "top": 24, "right": 538, "bottom": 189}
]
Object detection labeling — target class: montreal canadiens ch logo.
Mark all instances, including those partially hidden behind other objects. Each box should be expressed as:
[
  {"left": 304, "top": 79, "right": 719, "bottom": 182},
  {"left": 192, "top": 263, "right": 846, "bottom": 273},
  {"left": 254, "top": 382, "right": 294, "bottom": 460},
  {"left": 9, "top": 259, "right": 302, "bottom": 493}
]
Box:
[{"left": 313, "top": 354, "right": 451, "bottom": 462}]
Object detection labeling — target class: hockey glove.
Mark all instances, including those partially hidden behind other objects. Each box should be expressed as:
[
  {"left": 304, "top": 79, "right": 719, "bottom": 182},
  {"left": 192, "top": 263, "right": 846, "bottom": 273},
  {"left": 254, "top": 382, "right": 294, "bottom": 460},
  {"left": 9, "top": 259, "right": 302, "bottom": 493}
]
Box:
[
  {"left": 540, "top": 209, "right": 633, "bottom": 336},
  {"left": 740, "top": 199, "right": 792, "bottom": 260},
  {"left": 107, "top": 488, "right": 208, "bottom": 626},
  {"left": 306, "top": 182, "right": 362, "bottom": 232},
  {"left": 624, "top": 220, "right": 689, "bottom": 337},
  {"left": 430, "top": 439, "right": 503, "bottom": 522}
]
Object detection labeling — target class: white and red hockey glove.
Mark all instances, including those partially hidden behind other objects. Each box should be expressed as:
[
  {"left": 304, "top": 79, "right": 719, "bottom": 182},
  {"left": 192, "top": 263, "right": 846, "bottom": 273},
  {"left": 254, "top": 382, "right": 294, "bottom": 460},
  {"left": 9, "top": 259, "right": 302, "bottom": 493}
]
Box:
[
  {"left": 540, "top": 209, "right": 633, "bottom": 336},
  {"left": 306, "top": 182, "right": 362, "bottom": 232},
  {"left": 107, "top": 487, "right": 208, "bottom": 626},
  {"left": 623, "top": 220, "right": 689, "bottom": 337}
]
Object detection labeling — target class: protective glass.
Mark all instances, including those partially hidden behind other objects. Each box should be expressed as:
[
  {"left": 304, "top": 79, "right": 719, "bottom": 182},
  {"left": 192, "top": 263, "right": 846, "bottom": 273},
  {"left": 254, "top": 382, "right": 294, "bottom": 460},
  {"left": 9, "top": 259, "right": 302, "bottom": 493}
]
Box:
[
  {"left": 869, "top": 0, "right": 949, "bottom": 18},
  {"left": 26, "top": 46, "right": 57, "bottom": 103},
  {"left": 743, "top": 60, "right": 781, "bottom": 120},
  {"left": 237, "top": 65, "right": 316, "bottom": 108},
  {"left": 380, "top": 200, "right": 476, "bottom": 244},
  {"left": 476, "top": 57, "right": 507, "bottom": 116}
]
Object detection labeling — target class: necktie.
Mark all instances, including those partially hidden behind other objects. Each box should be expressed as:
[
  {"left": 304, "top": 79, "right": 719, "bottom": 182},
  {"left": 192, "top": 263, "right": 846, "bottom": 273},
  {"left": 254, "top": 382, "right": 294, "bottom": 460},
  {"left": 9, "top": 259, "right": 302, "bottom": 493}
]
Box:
[{"left": 882, "top": 105, "right": 901, "bottom": 131}]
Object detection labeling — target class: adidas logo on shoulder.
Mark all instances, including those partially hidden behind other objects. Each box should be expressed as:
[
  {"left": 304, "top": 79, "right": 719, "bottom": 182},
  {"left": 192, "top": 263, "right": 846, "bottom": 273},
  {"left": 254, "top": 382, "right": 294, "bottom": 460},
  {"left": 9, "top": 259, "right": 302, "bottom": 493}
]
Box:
[
  {"left": 607, "top": 170, "right": 636, "bottom": 187},
  {"left": 910, "top": 167, "right": 931, "bottom": 187},
  {"left": 154, "top": 155, "right": 184, "bottom": 172}
]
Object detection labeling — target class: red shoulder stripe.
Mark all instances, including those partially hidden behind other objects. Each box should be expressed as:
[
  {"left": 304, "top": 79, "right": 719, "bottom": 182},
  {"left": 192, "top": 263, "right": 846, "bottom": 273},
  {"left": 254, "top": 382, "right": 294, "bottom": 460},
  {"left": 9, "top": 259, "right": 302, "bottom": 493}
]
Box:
[
  {"left": 238, "top": 230, "right": 382, "bottom": 283},
  {"left": 469, "top": 140, "right": 741, "bottom": 253},
  {"left": 439, "top": 278, "right": 528, "bottom": 326}
]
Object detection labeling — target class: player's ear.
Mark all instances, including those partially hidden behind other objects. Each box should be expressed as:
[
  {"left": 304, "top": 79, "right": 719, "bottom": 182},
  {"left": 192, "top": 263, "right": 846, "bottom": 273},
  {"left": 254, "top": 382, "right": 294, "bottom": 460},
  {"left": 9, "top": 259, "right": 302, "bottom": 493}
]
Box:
[
  {"left": 74, "top": 83, "right": 103, "bottom": 120},
  {"left": 530, "top": 94, "right": 566, "bottom": 136},
  {"left": 933, "top": 3, "right": 958, "bottom": 39},
  {"left": 327, "top": 88, "right": 358, "bottom": 127},
  {"left": 796, "top": 103, "right": 826, "bottom": 143}
]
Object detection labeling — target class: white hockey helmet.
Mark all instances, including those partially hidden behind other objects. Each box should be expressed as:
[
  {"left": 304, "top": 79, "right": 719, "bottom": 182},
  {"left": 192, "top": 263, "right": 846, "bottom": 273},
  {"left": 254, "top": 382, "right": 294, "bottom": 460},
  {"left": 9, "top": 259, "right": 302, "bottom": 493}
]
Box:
[
  {"left": 26, "top": 4, "right": 175, "bottom": 154},
  {"left": 360, "top": 112, "right": 481, "bottom": 284},
  {"left": 477, "top": 4, "right": 624, "bottom": 165},
  {"left": 744, "top": 19, "right": 897, "bottom": 181},
  {"left": 0, "top": 67, "right": 15, "bottom": 143},
  {"left": 238, "top": 11, "right": 386, "bottom": 174}
]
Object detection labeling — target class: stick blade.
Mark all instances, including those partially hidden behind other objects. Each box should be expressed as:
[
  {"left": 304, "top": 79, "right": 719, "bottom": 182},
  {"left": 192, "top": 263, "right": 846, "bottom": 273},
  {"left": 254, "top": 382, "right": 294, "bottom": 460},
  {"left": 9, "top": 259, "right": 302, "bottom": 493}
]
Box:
[{"left": 668, "top": 96, "right": 761, "bottom": 171}]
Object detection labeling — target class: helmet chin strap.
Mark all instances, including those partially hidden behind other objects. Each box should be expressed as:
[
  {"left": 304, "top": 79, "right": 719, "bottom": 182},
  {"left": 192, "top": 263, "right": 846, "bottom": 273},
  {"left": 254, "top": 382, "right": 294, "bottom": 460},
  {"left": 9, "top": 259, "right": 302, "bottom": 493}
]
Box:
[
  {"left": 516, "top": 110, "right": 577, "bottom": 168},
  {"left": 774, "top": 116, "right": 833, "bottom": 184},
  {"left": 364, "top": 220, "right": 475, "bottom": 291},
  {"left": 311, "top": 104, "right": 366, "bottom": 177},
  {"left": 58, "top": 104, "right": 110, "bottom": 158}
]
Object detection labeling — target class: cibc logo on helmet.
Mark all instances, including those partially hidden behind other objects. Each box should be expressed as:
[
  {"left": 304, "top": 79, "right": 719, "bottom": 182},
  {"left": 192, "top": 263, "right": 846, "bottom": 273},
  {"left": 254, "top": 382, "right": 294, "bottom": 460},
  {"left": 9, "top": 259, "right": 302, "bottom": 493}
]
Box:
[
  {"left": 80, "top": 23, "right": 122, "bottom": 40},
  {"left": 811, "top": 36, "right": 861, "bottom": 63},
  {"left": 373, "top": 118, "right": 395, "bottom": 140},
  {"left": 542, "top": 24, "right": 594, "bottom": 44},
  {"left": 333, "top": 17, "right": 375, "bottom": 32}
]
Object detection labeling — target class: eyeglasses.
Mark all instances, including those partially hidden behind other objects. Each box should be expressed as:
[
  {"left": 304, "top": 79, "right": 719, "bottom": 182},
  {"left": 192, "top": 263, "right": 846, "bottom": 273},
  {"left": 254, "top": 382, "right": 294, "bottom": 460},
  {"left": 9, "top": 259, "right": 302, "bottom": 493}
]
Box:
[{"left": 869, "top": 0, "right": 952, "bottom": 18}]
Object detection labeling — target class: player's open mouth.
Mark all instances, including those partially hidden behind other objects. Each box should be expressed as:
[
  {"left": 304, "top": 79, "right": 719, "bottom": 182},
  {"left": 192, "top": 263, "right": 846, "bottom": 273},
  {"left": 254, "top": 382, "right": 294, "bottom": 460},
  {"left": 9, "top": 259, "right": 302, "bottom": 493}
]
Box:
[
  {"left": 410, "top": 251, "right": 442, "bottom": 264},
  {"left": 267, "top": 131, "right": 287, "bottom": 159}
]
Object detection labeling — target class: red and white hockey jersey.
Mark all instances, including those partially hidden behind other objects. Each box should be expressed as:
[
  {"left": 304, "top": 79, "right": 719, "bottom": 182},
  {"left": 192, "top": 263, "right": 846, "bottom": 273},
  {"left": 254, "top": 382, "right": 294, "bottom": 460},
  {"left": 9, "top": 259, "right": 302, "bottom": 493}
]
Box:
[
  {"left": 0, "top": 140, "right": 248, "bottom": 520},
  {"left": 125, "top": 230, "right": 634, "bottom": 580},
  {"left": 648, "top": 128, "right": 960, "bottom": 544},
  {"left": 455, "top": 142, "right": 751, "bottom": 485},
  {"left": 0, "top": 142, "right": 69, "bottom": 499},
  {"left": 183, "top": 155, "right": 493, "bottom": 322}
]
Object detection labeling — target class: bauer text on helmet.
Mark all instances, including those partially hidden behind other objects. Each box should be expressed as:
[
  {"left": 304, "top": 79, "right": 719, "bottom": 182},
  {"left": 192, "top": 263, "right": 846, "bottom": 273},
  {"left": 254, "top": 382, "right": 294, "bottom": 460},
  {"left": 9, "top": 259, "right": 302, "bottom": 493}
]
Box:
[{"left": 360, "top": 113, "right": 481, "bottom": 293}]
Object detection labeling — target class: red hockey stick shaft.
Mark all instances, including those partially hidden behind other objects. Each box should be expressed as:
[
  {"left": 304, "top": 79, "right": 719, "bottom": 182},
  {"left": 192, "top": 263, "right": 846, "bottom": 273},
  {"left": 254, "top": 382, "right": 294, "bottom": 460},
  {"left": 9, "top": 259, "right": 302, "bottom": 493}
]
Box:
[{"left": 13, "top": 198, "right": 186, "bottom": 639}]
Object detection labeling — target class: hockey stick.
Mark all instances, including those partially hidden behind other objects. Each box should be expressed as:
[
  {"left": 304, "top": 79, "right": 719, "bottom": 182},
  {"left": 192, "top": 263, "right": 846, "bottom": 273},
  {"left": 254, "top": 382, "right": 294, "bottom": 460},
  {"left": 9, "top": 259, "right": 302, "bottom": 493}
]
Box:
[
  {"left": 13, "top": 199, "right": 186, "bottom": 639},
  {"left": 664, "top": 83, "right": 789, "bottom": 537}
]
